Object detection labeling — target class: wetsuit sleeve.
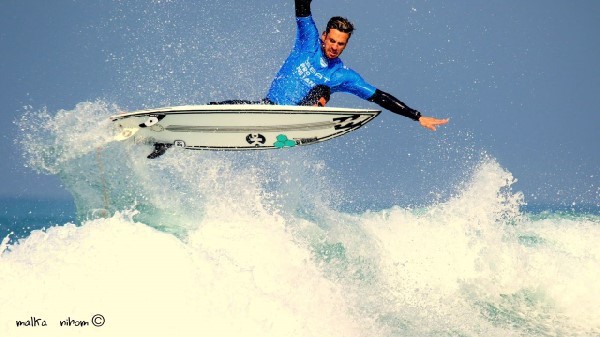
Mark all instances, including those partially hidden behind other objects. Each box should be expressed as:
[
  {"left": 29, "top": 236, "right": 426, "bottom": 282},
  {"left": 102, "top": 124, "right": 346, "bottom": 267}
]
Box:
[
  {"left": 294, "top": 15, "right": 319, "bottom": 52},
  {"left": 295, "top": 0, "right": 312, "bottom": 17},
  {"left": 368, "top": 89, "right": 422, "bottom": 121},
  {"left": 333, "top": 68, "right": 377, "bottom": 100}
]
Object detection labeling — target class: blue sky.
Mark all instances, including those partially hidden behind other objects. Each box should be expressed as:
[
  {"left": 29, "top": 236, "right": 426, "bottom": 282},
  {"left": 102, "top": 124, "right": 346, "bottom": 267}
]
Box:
[{"left": 1, "top": 0, "right": 598, "bottom": 208}]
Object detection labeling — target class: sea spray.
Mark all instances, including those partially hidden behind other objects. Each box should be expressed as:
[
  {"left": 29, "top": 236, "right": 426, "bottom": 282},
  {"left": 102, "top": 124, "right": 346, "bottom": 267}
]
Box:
[
  {"left": 17, "top": 102, "right": 119, "bottom": 175},
  {"left": 7, "top": 102, "right": 600, "bottom": 336}
]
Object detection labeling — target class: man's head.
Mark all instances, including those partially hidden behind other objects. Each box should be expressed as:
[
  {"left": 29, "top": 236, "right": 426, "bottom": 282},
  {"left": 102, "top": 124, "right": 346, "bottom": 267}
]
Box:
[{"left": 321, "top": 16, "right": 354, "bottom": 59}]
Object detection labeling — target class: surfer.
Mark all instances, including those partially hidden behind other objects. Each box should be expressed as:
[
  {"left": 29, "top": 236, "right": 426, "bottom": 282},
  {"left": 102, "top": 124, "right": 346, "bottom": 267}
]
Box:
[{"left": 266, "top": 0, "right": 449, "bottom": 131}]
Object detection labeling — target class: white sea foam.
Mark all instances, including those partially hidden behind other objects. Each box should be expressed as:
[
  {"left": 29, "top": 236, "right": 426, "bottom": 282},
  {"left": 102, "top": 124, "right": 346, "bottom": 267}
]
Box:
[{"left": 5, "top": 102, "right": 599, "bottom": 336}]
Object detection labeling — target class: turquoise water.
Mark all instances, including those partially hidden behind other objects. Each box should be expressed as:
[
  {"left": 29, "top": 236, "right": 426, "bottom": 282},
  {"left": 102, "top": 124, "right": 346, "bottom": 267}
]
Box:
[
  {"left": 2, "top": 197, "right": 596, "bottom": 244},
  {"left": 0, "top": 198, "right": 76, "bottom": 242},
  {"left": 1, "top": 102, "right": 599, "bottom": 337}
]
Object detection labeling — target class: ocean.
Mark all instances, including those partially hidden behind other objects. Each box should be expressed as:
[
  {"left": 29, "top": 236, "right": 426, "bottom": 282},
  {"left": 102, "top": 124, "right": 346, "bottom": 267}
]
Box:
[{"left": 1, "top": 102, "right": 598, "bottom": 337}]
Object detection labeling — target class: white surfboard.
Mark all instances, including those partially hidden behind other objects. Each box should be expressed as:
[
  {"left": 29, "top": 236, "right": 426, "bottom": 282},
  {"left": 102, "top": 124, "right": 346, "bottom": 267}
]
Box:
[{"left": 110, "top": 104, "right": 380, "bottom": 152}]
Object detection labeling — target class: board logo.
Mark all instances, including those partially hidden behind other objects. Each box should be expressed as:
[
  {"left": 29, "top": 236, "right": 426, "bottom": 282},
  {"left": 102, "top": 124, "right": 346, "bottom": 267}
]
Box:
[
  {"left": 333, "top": 114, "right": 364, "bottom": 130},
  {"left": 274, "top": 134, "right": 297, "bottom": 148},
  {"left": 139, "top": 114, "right": 166, "bottom": 128},
  {"left": 246, "top": 133, "right": 266, "bottom": 146},
  {"left": 296, "top": 137, "right": 318, "bottom": 145},
  {"left": 174, "top": 140, "right": 186, "bottom": 148}
]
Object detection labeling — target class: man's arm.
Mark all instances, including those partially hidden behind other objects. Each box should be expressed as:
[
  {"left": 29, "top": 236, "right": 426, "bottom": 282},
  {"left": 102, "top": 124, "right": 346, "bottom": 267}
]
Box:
[
  {"left": 295, "top": 0, "right": 312, "bottom": 17},
  {"left": 368, "top": 89, "right": 421, "bottom": 121},
  {"left": 368, "top": 89, "right": 449, "bottom": 131}
]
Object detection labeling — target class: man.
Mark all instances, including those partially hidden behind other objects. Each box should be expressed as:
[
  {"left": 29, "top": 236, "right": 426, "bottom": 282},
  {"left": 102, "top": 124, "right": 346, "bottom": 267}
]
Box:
[{"left": 266, "top": 0, "right": 449, "bottom": 131}]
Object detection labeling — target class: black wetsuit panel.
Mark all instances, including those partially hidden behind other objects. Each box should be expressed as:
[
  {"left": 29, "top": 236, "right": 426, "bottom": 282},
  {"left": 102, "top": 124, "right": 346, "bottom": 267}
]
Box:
[
  {"left": 295, "top": 0, "right": 312, "bottom": 17},
  {"left": 368, "top": 89, "right": 421, "bottom": 121}
]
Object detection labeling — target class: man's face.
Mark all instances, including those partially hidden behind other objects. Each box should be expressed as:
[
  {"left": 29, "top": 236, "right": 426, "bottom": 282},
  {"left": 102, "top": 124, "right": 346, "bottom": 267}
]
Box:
[{"left": 321, "top": 29, "right": 350, "bottom": 59}]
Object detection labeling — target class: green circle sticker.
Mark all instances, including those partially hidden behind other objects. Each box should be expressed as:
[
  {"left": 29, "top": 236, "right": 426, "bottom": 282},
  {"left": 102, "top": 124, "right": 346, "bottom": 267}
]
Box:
[{"left": 274, "top": 134, "right": 297, "bottom": 148}]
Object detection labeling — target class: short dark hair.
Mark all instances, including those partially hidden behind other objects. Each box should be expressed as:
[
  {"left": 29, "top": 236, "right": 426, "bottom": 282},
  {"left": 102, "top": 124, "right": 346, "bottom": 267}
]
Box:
[{"left": 326, "top": 16, "right": 354, "bottom": 36}]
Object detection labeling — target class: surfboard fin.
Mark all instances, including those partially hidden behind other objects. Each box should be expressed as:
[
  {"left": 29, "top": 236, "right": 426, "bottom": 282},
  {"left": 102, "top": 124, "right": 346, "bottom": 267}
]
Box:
[{"left": 147, "top": 143, "right": 172, "bottom": 159}]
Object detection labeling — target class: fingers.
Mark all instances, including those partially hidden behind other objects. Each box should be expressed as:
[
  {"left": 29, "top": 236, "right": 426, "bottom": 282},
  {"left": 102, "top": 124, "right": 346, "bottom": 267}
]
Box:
[{"left": 420, "top": 117, "right": 449, "bottom": 131}]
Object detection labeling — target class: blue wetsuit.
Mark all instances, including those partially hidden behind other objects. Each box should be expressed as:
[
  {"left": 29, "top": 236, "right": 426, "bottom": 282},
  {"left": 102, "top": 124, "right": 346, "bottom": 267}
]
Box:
[
  {"left": 266, "top": 15, "right": 376, "bottom": 105},
  {"left": 265, "top": 0, "right": 422, "bottom": 121}
]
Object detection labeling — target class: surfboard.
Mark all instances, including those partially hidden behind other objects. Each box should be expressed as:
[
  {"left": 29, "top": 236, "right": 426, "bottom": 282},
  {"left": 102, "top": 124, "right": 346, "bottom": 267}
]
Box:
[{"left": 110, "top": 104, "right": 380, "bottom": 156}]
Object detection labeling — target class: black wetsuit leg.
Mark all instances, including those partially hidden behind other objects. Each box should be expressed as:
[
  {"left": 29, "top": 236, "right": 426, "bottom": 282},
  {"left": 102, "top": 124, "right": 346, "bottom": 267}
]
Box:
[
  {"left": 297, "top": 85, "right": 331, "bottom": 106},
  {"left": 209, "top": 99, "right": 274, "bottom": 105},
  {"left": 209, "top": 100, "right": 257, "bottom": 105}
]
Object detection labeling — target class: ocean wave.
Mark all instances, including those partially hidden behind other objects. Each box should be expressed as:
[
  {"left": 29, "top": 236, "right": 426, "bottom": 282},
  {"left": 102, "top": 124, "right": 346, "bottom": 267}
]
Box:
[{"left": 3, "top": 101, "right": 599, "bottom": 336}]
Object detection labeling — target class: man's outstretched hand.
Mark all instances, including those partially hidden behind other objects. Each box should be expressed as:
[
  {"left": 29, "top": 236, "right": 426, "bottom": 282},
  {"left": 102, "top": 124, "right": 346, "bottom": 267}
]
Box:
[{"left": 419, "top": 116, "right": 449, "bottom": 131}]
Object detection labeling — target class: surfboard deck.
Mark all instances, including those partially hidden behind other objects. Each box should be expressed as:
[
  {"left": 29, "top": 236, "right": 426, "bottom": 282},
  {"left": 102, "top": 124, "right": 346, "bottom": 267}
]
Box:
[{"left": 110, "top": 104, "right": 380, "bottom": 152}]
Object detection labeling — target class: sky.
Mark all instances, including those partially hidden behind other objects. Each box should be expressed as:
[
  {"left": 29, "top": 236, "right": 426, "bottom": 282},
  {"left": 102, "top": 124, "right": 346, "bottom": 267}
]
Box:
[{"left": 0, "top": 0, "right": 598, "bottom": 208}]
